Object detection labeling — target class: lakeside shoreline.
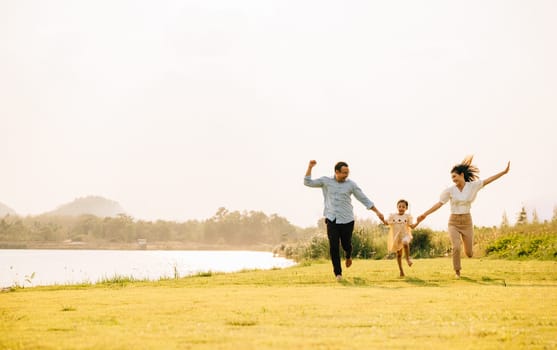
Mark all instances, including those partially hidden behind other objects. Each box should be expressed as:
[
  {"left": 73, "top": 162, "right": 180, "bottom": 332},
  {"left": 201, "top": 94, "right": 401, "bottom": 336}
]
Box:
[
  {"left": 0, "top": 241, "right": 277, "bottom": 252},
  {"left": 1, "top": 249, "right": 297, "bottom": 289}
]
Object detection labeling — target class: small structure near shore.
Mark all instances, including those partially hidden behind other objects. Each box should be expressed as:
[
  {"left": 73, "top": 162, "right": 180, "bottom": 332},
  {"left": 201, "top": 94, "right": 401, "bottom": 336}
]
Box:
[{"left": 137, "top": 239, "right": 147, "bottom": 250}]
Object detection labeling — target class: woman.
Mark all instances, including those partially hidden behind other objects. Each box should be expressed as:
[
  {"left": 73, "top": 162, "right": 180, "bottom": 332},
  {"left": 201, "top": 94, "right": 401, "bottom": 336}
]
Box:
[{"left": 415, "top": 156, "right": 510, "bottom": 278}]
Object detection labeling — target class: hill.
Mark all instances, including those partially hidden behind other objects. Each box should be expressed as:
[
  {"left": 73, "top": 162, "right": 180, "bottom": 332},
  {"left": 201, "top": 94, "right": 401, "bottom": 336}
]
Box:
[
  {"left": 0, "top": 202, "right": 17, "bottom": 217},
  {"left": 45, "top": 196, "right": 126, "bottom": 217}
]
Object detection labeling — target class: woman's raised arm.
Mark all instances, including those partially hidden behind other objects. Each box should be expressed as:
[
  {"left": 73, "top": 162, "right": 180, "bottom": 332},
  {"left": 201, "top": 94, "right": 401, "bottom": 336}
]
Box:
[{"left": 483, "top": 161, "right": 510, "bottom": 187}]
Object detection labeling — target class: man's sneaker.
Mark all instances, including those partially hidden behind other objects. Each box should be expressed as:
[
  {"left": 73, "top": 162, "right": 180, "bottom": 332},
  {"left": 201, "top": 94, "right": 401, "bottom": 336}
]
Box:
[
  {"left": 346, "top": 258, "right": 352, "bottom": 268},
  {"left": 336, "top": 275, "right": 342, "bottom": 281}
]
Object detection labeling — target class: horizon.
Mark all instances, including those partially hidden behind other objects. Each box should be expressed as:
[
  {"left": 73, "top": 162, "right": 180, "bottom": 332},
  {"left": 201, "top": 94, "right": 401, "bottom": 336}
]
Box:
[{"left": 1, "top": 194, "right": 552, "bottom": 230}]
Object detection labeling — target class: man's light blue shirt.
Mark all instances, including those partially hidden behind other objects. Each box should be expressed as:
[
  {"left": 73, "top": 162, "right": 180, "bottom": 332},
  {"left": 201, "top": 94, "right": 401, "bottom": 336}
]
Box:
[{"left": 304, "top": 175, "right": 374, "bottom": 224}]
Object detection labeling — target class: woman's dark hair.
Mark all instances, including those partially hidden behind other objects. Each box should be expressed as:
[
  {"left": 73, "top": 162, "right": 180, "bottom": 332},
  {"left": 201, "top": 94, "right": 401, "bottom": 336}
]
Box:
[
  {"left": 397, "top": 199, "right": 409, "bottom": 208},
  {"left": 451, "top": 155, "right": 479, "bottom": 182},
  {"left": 334, "top": 161, "right": 348, "bottom": 172}
]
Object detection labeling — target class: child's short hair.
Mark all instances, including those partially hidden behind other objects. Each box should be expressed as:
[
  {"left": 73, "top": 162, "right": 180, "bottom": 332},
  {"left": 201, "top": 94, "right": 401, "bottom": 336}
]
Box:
[{"left": 397, "top": 199, "right": 409, "bottom": 207}]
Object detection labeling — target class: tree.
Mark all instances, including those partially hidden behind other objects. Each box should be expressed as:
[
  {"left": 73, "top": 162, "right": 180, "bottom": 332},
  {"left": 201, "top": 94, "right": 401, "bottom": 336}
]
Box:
[
  {"left": 516, "top": 206, "right": 528, "bottom": 225},
  {"left": 213, "top": 207, "right": 229, "bottom": 222},
  {"left": 501, "top": 211, "right": 509, "bottom": 228},
  {"left": 532, "top": 209, "right": 540, "bottom": 225}
]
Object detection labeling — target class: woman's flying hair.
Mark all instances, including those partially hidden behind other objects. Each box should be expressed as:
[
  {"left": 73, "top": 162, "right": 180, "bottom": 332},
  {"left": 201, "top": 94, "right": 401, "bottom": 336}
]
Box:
[{"left": 451, "top": 155, "right": 480, "bottom": 182}]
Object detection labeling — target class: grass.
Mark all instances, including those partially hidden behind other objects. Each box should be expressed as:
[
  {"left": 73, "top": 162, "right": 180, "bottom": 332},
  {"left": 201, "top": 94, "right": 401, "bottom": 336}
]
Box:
[{"left": 1, "top": 258, "right": 556, "bottom": 349}]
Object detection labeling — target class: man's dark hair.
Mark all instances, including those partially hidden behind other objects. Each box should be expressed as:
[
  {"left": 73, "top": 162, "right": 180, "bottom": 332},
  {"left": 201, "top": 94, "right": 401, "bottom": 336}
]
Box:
[
  {"left": 397, "top": 199, "right": 409, "bottom": 208},
  {"left": 451, "top": 155, "right": 479, "bottom": 182},
  {"left": 334, "top": 161, "right": 349, "bottom": 172}
]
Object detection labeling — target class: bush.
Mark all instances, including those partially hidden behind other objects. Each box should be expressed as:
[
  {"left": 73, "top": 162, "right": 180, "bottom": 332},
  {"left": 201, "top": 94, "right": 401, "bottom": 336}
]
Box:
[
  {"left": 485, "top": 232, "right": 557, "bottom": 260},
  {"left": 305, "top": 234, "right": 330, "bottom": 260},
  {"left": 277, "top": 219, "right": 557, "bottom": 262},
  {"left": 352, "top": 226, "right": 387, "bottom": 259},
  {"left": 278, "top": 225, "right": 450, "bottom": 261},
  {"left": 410, "top": 228, "right": 433, "bottom": 258}
]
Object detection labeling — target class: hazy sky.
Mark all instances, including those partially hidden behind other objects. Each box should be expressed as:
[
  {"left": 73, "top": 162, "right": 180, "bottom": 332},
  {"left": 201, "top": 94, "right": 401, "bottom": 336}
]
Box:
[{"left": 2, "top": 1, "right": 556, "bottom": 230}]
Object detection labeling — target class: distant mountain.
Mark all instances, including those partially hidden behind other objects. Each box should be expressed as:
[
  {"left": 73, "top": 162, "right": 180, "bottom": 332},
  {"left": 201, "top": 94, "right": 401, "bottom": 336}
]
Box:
[
  {"left": 0, "top": 202, "right": 17, "bottom": 217},
  {"left": 46, "top": 196, "right": 126, "bottom": 218}
]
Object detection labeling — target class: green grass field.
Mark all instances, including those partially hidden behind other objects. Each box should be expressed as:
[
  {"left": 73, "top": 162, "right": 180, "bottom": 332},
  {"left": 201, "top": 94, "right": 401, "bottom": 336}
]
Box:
[{"left": 1, "top": 258, "right": 556, "bottom": 349}]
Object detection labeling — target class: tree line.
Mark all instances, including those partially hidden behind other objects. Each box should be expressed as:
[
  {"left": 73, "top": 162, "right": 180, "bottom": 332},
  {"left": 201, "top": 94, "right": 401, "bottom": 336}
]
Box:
[
  {"left": 0, "top": 207, "right": 313, "bottom": 247},
  {"left": 1, "top": 205, "right": 555, "bottom": 258}
]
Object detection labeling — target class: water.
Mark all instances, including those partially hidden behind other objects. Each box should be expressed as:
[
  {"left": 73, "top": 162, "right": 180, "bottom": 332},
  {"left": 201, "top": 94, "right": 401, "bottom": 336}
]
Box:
[{"left": 0, "top": 249, "right": 296, "bottom": 288}]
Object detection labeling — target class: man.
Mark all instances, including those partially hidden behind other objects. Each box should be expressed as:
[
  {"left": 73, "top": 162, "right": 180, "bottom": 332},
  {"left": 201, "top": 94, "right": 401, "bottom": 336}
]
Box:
[{"left": 304, "top": 160, "right": 385, "bottom": 280}]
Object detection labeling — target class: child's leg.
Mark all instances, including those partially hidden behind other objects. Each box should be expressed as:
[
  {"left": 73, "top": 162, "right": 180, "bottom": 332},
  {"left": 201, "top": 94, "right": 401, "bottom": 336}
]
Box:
[
  {"left": 397, "top": 250, "right": 404, "bottom": 276},
  {"left": 404, "top": 242, "right": 413, "bottom": 267}
]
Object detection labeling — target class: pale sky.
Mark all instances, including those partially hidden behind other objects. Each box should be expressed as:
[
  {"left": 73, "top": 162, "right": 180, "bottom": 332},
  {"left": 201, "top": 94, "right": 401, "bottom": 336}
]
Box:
[{"left": 1, "top": 1, "right": 556, "bottom": 230}]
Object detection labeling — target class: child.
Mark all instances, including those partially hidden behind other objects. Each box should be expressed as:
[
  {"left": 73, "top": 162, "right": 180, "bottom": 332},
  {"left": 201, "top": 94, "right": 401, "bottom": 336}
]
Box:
[{"left": 385, "top": 199, "right": 415, "bottom": 277}]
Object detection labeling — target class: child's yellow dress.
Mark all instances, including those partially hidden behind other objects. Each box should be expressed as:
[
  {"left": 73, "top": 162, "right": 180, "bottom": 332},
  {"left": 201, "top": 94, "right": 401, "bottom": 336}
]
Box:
[{"left": 387, "top": 213, "right": 413, "bottom": 253}]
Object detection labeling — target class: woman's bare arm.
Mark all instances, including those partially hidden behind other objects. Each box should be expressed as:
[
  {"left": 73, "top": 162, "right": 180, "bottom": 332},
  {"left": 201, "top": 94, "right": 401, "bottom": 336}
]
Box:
[
  {"left": 415, "top": 202, "right": 444, "bottom": 226},
  {"left": 483, "top": 161, "right": 510, "bottom": 186}
]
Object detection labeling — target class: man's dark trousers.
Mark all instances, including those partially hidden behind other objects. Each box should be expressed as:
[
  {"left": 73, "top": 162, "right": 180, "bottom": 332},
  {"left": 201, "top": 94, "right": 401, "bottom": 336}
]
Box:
[{"left": 325, "top": 218, "right": 355, "bottom": 276}]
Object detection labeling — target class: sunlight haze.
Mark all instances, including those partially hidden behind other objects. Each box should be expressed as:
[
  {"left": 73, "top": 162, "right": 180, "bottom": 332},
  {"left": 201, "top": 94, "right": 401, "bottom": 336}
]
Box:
[{"left": 2, "top": 1, "right": 556, "bottom": 230}]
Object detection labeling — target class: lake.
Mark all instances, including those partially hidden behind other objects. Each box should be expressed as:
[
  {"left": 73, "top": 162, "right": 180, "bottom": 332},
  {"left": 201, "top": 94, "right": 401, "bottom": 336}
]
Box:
[{"left": 0, "top": 249, "right": 296, "bottom": 288}]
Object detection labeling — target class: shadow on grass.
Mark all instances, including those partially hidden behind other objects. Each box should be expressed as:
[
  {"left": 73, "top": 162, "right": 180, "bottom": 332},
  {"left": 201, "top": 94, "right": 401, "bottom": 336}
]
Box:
[
  {"left": 352, "top": 277, "right": 369, "bottom": 286},
  {"left": 337, "top": 277, "right": 377, "bottom": 287},
  {"left": 339, "top": 275, "right": 555, "bottom": 289},
  {"left": 339, "top": 277, "right": 436, "bottom": 288},
  {"left": 403, "top": 277, "right": 440, "bottom": 287},
  {"left": 458, "top": 276, "right": 507, "bottom": 286}
]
